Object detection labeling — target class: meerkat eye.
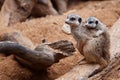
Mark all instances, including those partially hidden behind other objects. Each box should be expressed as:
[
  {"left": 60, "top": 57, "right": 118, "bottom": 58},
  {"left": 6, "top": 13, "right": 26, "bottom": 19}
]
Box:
[
  {"left": 78, "top": 18, "right": 82, "bottom": 23},
  {"left": 70, "top": 17, "right": 76, "bottom": 21},
  {"left": 95, "top": 21, "right": 98, "bottom": 24},
  {"left": 89, "top": 21, "right": 93, "bottom": 24}
]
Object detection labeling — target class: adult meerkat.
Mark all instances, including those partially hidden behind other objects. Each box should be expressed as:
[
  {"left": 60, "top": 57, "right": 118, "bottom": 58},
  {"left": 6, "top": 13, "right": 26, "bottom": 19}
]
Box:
[{"left": 65, "top": 14, "right": 110, "bottom": 77}]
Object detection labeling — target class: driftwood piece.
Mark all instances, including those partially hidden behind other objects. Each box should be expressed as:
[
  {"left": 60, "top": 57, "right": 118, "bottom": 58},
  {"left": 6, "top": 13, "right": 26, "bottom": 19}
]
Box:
[
  {"left": 0, "top": 0, "right": 67, "bottom": 26},
  {"left": 0, "top": 40, "right": 75, "bottom": 71},
  {"left": 1, "top": 31, "right": 35, "bottom": 49},
  {"left": 51, "top": 0, "right": 68, "bottom": 14},
  {"left": 0, "top": 0, "right": 4, "bottom": 9},
  {"left": 0, "top": 0, "right": 35, "bottom": 27},
  {"left": 32, "top": 0, "right": 58, "bottom": 17},
  {"left": 56, "top": 19, "right": 120, "bottom": 80},
  {"left": 0, "top": 25, "right": 75, "bottom": 71},
  {"left": 89, "top": 53, "right": 120, "bottom": 80}
]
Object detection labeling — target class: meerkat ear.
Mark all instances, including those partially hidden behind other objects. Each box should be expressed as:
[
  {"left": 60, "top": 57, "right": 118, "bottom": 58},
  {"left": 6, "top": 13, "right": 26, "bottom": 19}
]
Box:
[
  {"left": 78, "top": 18, "right": 82, "bottom": 23},
  {"left": 95, "top": 21, "right": 98, "bottom": 24}
]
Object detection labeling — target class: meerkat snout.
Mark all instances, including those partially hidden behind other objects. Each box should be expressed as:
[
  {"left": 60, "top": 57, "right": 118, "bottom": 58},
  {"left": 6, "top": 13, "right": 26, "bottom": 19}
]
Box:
[{"left": 65, "top": 14, "right": 82, "bottom": 27}]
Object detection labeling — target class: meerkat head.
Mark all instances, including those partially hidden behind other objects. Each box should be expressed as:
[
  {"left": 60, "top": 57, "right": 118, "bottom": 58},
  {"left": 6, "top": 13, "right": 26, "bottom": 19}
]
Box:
[
  {"left": 65, "top": 14, "right": 82, "bottom": 28},
  {"left": 85, "top": 17, "right": 99, "bottom": 29}
]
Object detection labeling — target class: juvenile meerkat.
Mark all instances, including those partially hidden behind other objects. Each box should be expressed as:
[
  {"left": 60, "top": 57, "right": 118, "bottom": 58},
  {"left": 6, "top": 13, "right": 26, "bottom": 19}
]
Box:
[
  {"left": 85, "top": 16, "right": 107, "bottom": 37},
  {"left": 65, "top": 14, "right": 110, "bottom": 77},
  {"left": 84, "top": 17, "right": 110, "bottom": 62}
]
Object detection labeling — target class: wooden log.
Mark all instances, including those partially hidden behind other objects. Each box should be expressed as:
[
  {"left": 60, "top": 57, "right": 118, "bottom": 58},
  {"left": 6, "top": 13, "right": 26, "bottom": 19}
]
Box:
[
  {"left": 1, "top": 31, "right": 35, "bottom": 49},
  {"left": 0, "top": 0, "right": 35, "bottom": 27},
  {"left": 32, "top": 0, "right": 58, "bottom": 17},
  {"left": 0, "top": 0, "right": 4, "bottom": 10},
  {"left": 0, "top": 31, "right": 75, "bottom": 79},
  {"left": 89, "top": 53, "right": 120, "bottom": 80},
  {"left": 51, "top": 0, "right": 68, "bottom": 14},
  {"left": 0, "top": 40, "right": 75, "bottom": 71},
  {"left": 56, "top": 19, "right": 120, "bottom": 80}
]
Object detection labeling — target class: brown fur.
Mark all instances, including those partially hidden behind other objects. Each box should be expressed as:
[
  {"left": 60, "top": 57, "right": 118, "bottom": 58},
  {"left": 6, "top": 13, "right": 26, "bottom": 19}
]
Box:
[
  {"left": 74, "top": 27, "right": 110, "bottom": 78},
  {"left": 65, "top": 14, "right": 110, "bottom": 77},
  {"left": 86, "top": 29, "right": 110, "bottom": 77}
]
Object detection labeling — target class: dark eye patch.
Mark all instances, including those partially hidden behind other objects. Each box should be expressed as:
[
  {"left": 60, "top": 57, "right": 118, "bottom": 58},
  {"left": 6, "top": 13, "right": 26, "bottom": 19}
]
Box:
[
  {"left": 70, "top": 17, "right": 76, "bottom": 21},
  {"left": 89, "top": 21, "right": 93, "bottom": 24},
  {"left": 78, "top": 18, "right": 82, "bottom": 23},
  {"left": 95, "top": 21, "right": 98, "bottom": 24}
]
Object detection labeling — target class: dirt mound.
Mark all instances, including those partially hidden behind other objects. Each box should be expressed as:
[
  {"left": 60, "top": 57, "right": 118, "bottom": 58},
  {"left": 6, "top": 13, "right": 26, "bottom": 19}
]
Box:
[
  {"left": 0, "top": 0, "right": 120, "bottom": 80},
  {"left": 0, "top": 55, "right": 31, "bottom": 80}
]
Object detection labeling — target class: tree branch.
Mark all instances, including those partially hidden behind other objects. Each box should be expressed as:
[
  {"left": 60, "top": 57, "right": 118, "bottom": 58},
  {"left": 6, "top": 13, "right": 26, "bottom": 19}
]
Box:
[{"left": 0, "top": 40, "right": 75, "bottom": 70}]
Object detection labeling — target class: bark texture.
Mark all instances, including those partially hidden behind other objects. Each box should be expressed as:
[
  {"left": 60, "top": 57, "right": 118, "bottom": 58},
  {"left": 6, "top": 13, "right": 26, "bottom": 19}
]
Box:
[{"left": 0, "top": 40, "right": 75, "bottom": 70}]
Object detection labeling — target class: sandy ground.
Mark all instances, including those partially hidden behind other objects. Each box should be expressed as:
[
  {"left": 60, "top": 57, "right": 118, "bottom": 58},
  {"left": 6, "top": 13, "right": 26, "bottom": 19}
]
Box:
[{"left": 0, "top": 0, "right": 120, "bottom": 80}]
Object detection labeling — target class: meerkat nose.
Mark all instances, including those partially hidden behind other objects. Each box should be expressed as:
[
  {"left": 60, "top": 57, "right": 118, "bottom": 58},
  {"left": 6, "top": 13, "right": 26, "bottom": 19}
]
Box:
[
  {"left": 84, "top": 23, "right": 88, "bottom": 26},
  {"left": 65, "top": 21, "right": 69, "bottom": 24},
  {"left": 65, "top": 19, "right": 70, "bottom": 24},
  {"left": 83, "top": 24, "right": 86, "bottom": 27}
]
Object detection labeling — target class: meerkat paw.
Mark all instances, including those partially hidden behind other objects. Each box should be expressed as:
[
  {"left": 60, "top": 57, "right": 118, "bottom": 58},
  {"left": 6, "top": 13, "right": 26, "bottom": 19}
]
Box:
[
  {"left": 94, "top": 31, "right": 103, "bottom": 37},
  {"left": 96, "top": 33, "right": 100, "bottom": 37},
  {"left": 79, "top": 61, "right": 87, "bottom": 65},
  {"left": 78, "top": 58, "right": 87, "bottom": 65},
  {"left": 88, "top": 69, "right": 99, "bottom": 78},
  {"left": 93, "top": 33, "right": 100, "bottom": 37}
]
